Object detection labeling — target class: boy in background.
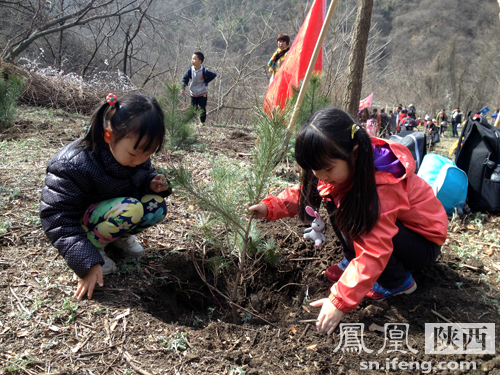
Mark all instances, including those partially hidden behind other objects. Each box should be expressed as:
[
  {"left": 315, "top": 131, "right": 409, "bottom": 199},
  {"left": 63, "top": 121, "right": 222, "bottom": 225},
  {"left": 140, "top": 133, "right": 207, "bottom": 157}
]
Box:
[{"left": 181, "top": 52, "right": 217, "bottom": 124}]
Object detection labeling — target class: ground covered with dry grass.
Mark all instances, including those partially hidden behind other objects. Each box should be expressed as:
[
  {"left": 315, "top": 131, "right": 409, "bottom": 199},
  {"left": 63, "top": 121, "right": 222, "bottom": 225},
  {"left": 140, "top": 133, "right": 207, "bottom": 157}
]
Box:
[{"left": 1, "top": 108, "right": 499, "bottom": 374}]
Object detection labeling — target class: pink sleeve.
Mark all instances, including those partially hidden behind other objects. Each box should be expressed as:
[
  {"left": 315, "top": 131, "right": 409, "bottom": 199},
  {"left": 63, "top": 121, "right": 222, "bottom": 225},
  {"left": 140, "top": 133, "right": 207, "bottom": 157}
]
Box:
[{"left": 261, "top": 185, "right": 301, "bottom": 220}]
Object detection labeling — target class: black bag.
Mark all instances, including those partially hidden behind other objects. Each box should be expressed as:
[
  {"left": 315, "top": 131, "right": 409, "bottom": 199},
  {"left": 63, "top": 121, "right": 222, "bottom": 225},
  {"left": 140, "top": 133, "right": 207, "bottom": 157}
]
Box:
[
  {"left": 432, "top": 132, "right": 440, "bottom": 144},
  {"left": 389, "top": 131, "right": 427, "bottom": 173},
  {"left": 454, "top": 116, "right": 500, "bottom": 212},
  {"left": 400, "top": 116, "right": 417, "bottom": 131}
]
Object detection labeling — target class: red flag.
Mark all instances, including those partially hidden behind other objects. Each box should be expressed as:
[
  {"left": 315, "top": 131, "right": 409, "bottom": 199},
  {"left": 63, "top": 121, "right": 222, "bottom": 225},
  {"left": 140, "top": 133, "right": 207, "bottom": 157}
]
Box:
[
  {"left": 358, "top": 93, "right": 374, "bottom": 111},
  {"left": 263, "top": 0, "right": 326, "bottom": 112}
]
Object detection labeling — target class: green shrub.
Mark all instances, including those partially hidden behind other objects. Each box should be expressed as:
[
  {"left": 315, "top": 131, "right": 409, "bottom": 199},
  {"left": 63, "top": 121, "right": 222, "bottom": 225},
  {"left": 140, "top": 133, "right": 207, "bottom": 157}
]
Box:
[
  {"left": 158, "top": 82, "right": 201, "bottom": 150},
  {"left": 0, "top": 70, "right": 25, "bottom": 131},
  {"left": 289, "top": 74, "right": 331, "bottom": 132}
]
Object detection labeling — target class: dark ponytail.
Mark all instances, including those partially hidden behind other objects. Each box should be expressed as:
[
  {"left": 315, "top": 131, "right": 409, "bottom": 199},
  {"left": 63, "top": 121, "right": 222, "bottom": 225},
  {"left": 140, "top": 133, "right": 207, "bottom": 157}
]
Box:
[
  {"left": 82, "top": 101, "right": 118, "bottom": 152},
  {"left": 82, "top": 94, "right": 165, "bottom": 154},
  {"left": 295, "top": 108, "right": 379, "bottom": 238}
]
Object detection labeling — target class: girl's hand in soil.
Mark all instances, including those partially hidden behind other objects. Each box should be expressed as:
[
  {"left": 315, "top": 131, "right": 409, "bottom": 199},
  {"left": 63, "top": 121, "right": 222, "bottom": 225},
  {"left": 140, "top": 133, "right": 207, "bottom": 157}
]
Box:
[
  {"left": 150, "top": 174, "right": 169, "bottom": 193},
  {"left": 245, "top": 203, "right": 268, "bottom": 219},
  {"left": 310, "top": 298, "right": 344, "bottom": 335},
  {"left": 74, "top": 264, "right": 103, "bottom": 300}
]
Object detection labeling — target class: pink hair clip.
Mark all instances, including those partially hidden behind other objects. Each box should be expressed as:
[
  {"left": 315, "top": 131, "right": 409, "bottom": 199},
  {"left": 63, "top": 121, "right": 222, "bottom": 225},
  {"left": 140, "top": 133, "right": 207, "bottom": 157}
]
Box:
[{"left": 106, "top": 93, "right": 117, "bottom": 106}]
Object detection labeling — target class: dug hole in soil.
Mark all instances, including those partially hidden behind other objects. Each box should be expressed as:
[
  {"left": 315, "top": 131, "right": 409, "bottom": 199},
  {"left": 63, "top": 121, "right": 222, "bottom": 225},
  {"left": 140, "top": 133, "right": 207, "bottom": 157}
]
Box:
[{"left": 1, "top": 112, "right": 499, "bottom": 374}]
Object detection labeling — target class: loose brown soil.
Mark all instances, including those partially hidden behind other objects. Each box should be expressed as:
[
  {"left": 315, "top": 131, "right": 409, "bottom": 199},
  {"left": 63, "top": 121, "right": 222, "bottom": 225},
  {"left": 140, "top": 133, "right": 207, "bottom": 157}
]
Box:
[{"left": 1, "top": 110, "right": 499, "bottom": 374}]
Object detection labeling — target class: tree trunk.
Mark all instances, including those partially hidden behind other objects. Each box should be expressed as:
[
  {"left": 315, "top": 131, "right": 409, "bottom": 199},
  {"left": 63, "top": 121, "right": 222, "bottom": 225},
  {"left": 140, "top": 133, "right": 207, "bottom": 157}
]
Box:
[
  {"left": 342, "top": 0, "right": 373, "bottom": 118},
  {"left": 56, "top": 29, "right": 64, "bottom": 70}
]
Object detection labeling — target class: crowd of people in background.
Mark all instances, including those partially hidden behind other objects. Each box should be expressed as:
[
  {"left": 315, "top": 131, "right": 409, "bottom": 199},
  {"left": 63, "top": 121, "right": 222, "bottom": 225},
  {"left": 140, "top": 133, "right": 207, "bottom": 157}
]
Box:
[{"left": 357, "top": 104, "right": 500, "bottom": 145}]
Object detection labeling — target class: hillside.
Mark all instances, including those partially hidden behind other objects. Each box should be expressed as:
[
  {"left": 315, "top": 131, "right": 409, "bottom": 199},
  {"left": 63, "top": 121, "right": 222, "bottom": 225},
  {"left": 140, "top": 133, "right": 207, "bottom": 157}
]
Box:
[
  {"left": 367, "top": 0, "right": 500, "bottom": 114},
  {"left": 0, "top": 0, "right": 498, "bottom": 121},
  {"left": 373, "top": 0, "right": 498, "bottom": 58}
]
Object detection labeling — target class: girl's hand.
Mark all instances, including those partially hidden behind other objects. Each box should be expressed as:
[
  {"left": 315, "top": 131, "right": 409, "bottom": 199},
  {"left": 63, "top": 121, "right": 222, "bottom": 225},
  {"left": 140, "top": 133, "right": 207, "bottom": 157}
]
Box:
[
  {"left": 74, "top": 264, "right": 103, "bottom": 300},
  {"left": 150, "top": 174, "right": 169, "bottom": 193},
  {"left": 310, "top": 298, "right": 345, "bottom": 335},
  {"left": 245, "top": 203, "right": 268, "bottom": 219}
]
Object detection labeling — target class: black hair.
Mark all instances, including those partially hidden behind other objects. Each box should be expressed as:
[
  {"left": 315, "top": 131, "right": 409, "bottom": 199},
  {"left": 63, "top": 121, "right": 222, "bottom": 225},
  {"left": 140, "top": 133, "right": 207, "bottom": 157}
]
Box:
[
  {"left": 194, "top": 51, "right": 204, "bottom": 63},
  {"left": 277, "top": 33, "right": 290, "bottom": 45},
  {"left": 380, "top": 108, "right": 385, "bottom": 113},
  {"left": 295, "top": 108, "right": 379, "bottom": 239},
  {"left": 82, "top": 93, "right": 165, "bottom": 154}
]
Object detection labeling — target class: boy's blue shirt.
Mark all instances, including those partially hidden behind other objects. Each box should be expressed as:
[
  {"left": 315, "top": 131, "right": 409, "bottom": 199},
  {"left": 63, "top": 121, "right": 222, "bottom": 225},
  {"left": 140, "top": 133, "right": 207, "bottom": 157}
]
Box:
[{"left": 181, "top": 65, "right": 217, "bottom": 95}]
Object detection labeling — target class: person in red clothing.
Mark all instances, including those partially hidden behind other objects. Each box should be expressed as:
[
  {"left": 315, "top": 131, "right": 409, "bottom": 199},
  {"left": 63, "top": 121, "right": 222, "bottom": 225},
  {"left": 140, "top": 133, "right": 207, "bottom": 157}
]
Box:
[
  {"left": 397, "top": 108, "right": 408, "bottom": 132},
  {"left": 248, "top": 108, "right": 448, "bottom": 335}
]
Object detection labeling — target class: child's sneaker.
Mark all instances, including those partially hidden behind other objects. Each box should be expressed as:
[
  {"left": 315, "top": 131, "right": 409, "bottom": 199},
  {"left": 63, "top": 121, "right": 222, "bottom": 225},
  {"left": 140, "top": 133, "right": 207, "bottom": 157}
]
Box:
[
  {"left": 112, "top": 235, "right": 145, "bottom": 258},
  {"left": 325, "top": 257, "right": 350, "bottom": 282},
  {"left": 365, "top": 272, "right": 417, "bottom": 301},
  {"left": 99, "top": 249, "right": 117, "bottom": 275}
]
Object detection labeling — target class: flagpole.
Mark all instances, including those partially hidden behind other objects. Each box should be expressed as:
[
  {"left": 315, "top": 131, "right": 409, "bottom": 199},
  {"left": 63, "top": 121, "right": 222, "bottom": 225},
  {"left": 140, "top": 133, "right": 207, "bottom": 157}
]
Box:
[{"left": 287, "top": 0, "right": 339, "bottom": 132}]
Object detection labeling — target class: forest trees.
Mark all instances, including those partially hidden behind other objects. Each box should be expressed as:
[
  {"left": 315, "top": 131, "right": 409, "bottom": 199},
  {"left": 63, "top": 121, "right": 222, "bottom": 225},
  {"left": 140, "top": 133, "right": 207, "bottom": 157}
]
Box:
[
  {"left": 0, "top": 0, "right": 153, "bottom": 64},
  {"left": 0, "top": 0, "right": 384, "bottom": 124},
  {"left": 1, "top": 0, "right": 498, "bottom": 122}
]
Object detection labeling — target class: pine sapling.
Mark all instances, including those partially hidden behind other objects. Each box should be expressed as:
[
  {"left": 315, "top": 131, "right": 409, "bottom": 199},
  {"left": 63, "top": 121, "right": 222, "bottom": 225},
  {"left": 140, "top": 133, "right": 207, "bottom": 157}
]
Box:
[
  {"left": 171, "top": 106, "right": 290, "bottom": 323},
  {"left": 0, "top": 70, "right": 26, "bottom": 131},
  {"left": 158, "top": 82, "right": 202, "bottom": 151}
]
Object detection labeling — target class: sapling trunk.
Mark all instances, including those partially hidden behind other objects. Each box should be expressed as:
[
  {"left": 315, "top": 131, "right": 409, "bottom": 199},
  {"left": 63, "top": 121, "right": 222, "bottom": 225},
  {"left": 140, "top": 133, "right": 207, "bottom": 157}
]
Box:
[{"left": 230, "top": 217, "right": 254, "bottom": 323}]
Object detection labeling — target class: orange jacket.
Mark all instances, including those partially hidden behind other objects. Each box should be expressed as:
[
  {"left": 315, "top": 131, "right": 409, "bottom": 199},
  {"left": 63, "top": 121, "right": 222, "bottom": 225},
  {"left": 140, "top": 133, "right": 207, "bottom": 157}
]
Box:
[{"left": 261, "top": 138, "right": 448, "bottom": 312}]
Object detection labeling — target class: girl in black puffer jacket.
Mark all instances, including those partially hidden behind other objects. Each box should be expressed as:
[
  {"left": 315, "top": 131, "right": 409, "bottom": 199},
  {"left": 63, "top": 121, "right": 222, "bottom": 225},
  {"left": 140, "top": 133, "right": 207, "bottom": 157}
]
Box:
[{"left": 40, "top": 93, "right": 171, "bottom": 300}]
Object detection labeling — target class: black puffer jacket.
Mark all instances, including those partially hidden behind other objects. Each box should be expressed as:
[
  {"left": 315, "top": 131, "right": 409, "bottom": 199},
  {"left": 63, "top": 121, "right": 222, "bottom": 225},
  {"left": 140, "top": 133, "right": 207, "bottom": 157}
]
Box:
[{"left": 40, "top": 139, "right": 167, "bottom": 278}]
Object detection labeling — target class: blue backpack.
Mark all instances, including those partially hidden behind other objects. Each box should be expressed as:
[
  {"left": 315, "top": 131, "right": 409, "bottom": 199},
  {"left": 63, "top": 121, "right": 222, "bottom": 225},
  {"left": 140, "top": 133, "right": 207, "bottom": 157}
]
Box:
[{"left": 417, "top": 154, "right": 468, "bottom": 214}]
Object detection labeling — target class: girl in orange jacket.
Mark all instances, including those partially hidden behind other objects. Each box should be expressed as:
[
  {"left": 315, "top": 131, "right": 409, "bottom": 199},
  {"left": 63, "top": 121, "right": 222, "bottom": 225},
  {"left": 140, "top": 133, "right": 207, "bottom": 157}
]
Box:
[{"left": 248, "top": 108, "right": 448, "bottom": 335}]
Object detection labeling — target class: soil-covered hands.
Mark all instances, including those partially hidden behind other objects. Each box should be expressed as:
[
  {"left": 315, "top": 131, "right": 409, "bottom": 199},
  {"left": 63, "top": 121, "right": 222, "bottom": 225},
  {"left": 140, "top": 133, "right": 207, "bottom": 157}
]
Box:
[
  {"left": 74, "top": 264, "right": 103, "bottom": 300},
  {"left": 310, "top": 298, "right": 345, "bottom": 335},
  {"left": 150, "top": 174, "right": 170, "bottom": 194},
  {"left": 245, "top": 202, "right": 268, "bottom": 219}
]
